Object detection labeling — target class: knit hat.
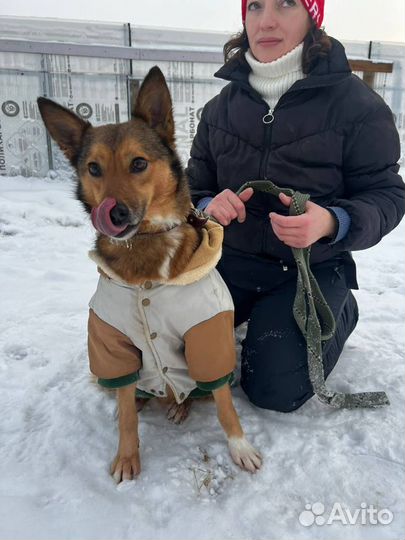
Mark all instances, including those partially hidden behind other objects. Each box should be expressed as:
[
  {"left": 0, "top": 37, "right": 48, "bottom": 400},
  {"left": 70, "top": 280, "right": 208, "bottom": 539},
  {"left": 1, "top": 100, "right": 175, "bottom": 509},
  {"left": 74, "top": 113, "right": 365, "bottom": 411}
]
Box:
[{"left": 241, "top": 0, "right": 324, "bottom": 28}]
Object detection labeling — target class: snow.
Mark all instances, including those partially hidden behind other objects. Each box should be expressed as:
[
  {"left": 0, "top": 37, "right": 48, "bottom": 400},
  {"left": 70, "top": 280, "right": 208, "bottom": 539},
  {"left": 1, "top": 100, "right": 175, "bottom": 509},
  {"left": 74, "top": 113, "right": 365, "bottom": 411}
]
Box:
[{"left": 0, "top": 170, "right": 404, "bottom": 540}]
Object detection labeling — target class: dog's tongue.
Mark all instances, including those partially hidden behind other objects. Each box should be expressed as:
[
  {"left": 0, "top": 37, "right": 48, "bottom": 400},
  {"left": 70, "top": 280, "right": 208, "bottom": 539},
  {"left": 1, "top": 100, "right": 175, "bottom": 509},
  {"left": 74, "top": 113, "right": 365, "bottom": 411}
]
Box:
[{"left": 91, "top": 198, "right": 127, "bottom": 237}]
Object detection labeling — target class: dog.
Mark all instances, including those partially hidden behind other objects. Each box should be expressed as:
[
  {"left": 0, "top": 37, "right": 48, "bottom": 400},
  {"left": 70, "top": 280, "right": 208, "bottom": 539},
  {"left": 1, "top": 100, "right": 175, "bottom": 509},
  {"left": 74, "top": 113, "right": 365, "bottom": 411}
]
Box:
[{"left": 37, "top": 66, "right": 262, "bottom": 483}]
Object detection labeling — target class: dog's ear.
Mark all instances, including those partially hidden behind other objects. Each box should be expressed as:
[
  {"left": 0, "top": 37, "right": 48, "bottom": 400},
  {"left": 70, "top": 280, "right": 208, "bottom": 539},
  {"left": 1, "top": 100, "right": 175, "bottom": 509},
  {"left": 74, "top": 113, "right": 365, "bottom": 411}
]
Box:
[
  {"left": 37, "top": 97, "right": 90, "bottom": 166},
  {"left": 132, "top": 66, "right": 175, "bottom": 147}
]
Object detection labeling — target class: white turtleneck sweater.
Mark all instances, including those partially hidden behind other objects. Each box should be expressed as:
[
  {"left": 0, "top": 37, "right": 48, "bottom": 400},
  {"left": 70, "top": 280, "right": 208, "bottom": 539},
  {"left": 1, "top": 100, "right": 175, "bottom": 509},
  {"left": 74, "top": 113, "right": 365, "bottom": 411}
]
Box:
[{"left": 245, "top": 42, "right": 304, "bottom": 110}]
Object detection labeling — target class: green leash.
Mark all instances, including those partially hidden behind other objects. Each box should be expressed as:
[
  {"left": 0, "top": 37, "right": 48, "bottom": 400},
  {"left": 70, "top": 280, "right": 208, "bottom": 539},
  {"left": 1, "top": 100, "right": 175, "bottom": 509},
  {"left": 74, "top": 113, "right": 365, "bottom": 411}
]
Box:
[{"left": 223, "top": 180, "right": 389, "bottom": 409}]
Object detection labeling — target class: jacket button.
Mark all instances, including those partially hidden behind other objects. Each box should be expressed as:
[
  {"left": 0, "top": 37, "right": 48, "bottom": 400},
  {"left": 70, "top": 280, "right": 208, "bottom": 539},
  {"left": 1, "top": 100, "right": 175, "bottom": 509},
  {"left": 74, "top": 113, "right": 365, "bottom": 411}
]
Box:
[
  {"left": 179, "top": 392, "right": 185, "bottom": 400},
  {"left": 162, "top": 367, "right": 168, "bottom": 373},
  {"left": 142, "top": 298, "right": 150, "bottom": 306},
  {"left": 158, "top": 391, "right": 164, "bottom": 396},
  {"left": 150, "top": 388, "right": 156, "bottom": 394},
  {"left": 144, "top": 281, "right": 152, "bottom": 289},
  {"left": 150, "top": 332, "right": 157, "bottom": 340}
]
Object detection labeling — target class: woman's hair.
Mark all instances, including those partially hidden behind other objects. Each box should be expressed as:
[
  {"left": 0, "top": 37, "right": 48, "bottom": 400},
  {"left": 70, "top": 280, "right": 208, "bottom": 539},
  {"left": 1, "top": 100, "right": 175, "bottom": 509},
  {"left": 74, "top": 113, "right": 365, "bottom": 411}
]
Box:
[{"left": 223, "top": 20, "right": 332, "bottom": 74}]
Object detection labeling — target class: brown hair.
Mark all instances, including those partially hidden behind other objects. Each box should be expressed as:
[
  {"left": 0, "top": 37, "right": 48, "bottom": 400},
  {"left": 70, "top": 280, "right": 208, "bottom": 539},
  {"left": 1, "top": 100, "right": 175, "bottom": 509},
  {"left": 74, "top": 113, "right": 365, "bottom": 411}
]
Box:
[{"left": 223, "top": 20, "right": 332, "bottom": 74}]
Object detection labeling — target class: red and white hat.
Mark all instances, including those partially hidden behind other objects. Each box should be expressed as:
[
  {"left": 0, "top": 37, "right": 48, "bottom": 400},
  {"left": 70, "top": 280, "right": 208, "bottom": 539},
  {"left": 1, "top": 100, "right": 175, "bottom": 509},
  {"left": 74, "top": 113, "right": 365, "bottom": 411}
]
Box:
[{"left": 241, "top": 0, "right": 325, "bottom": 28}]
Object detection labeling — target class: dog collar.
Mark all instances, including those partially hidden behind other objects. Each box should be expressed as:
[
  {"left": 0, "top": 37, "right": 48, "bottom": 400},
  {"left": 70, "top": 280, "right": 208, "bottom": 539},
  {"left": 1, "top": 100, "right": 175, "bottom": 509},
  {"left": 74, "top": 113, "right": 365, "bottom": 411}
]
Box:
[{"left": 135, "top": 223, "right": 181, "bottom": 236}]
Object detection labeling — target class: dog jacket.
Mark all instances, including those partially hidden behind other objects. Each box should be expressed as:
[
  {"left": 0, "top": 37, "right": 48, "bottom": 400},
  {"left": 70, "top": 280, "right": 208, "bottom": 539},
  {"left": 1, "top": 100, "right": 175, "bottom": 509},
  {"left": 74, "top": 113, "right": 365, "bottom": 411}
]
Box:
[{"left": 87, "top": 220, "right": 236, "bottom": 403}]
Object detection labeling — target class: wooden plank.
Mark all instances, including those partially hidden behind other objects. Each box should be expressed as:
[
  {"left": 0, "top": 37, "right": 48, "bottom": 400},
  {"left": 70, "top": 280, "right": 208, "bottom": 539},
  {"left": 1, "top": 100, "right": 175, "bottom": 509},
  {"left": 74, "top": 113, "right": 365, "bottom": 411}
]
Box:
[
  {"left": 363, "top": 72, "right": 376, "bottom": 88},
  {"left": 349, "top": 59, "right": 393, "bottom": 74}
]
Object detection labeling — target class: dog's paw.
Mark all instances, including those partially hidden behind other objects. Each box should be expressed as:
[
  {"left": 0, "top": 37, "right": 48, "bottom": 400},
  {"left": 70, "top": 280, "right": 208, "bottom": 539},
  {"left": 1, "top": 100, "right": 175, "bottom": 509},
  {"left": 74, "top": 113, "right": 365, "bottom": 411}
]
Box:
[
  {"left": 167, "top": 399, "right": 192, "bottom": 424},
  {"left": 110, "top": 450, "right": 141, "bottom": 483},
  {"left": 228, "top": 437, "right": 262, "bottom": 473},
  {"left": 136, "top": 397, "right": 150, "bottom": 412}
]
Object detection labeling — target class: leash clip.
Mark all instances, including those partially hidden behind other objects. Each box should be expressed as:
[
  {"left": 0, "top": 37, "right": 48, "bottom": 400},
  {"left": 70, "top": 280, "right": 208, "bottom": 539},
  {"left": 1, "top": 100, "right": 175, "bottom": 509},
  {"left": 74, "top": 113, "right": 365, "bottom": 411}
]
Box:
[{"left": 187, "top": 208, "right": 209, "bottom": 229}]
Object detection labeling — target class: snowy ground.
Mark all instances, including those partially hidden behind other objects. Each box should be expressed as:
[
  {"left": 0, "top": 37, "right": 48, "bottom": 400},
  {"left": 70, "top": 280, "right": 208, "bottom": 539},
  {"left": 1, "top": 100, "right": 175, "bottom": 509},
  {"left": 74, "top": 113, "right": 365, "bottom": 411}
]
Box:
[{"left": 0, "top": 171, "right": 404, "bottom": 540}]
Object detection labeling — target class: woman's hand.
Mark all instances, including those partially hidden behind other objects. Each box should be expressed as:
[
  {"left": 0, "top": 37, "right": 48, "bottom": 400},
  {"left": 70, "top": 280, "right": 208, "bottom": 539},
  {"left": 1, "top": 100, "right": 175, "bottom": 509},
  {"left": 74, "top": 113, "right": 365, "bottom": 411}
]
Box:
[
  {"left": 269, "top": 193, "right": 336, "bottom": 248},
  {"left": 205, "top": 188, "right": 254, "bottom": 226}
]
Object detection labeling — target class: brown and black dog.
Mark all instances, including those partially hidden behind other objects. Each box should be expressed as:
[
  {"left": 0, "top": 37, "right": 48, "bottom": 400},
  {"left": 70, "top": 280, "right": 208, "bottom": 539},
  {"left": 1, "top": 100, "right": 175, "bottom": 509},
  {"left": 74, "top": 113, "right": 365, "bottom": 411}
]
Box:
[{"left": 37, "top": 67, "right": 262, "bottom": 483}]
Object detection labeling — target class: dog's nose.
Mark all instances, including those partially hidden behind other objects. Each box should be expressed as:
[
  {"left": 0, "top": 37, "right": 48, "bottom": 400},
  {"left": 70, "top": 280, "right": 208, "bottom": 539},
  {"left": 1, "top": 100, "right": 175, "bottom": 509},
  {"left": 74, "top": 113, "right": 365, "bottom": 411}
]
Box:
[{"left": 110, "top": 203, "right": 130, "bottom": 227}]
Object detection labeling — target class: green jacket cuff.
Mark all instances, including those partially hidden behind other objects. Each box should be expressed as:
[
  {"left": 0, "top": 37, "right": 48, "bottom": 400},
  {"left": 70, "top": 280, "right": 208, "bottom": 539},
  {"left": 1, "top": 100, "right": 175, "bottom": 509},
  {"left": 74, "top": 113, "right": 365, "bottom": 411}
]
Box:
[
  {"left": 98, "top": 371, "right": 140, "bottom": 389},
  {"left": 196, "top": 372, "right": 233, "bottom": 392}
]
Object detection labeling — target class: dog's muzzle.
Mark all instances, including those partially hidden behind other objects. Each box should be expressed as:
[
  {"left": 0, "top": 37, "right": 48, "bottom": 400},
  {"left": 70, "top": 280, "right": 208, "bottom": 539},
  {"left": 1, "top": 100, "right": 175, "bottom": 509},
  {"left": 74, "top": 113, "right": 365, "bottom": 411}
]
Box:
[{"left": 91, "top": 198, "right": 133, "bottom": 238}]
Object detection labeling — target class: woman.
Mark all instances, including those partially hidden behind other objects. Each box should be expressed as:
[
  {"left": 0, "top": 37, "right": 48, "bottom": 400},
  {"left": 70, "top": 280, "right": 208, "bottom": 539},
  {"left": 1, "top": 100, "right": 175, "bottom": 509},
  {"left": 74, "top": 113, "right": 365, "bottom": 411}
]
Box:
[{"left": 186, "top": 0, "right": 405, "bottom": 412}]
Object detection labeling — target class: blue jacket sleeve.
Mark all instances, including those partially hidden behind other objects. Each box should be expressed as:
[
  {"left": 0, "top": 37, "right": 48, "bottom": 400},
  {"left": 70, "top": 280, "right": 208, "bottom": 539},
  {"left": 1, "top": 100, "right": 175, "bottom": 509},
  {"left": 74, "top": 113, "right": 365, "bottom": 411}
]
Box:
[{"left": 327, "top": 206, "right": 351, "bottom": 244}]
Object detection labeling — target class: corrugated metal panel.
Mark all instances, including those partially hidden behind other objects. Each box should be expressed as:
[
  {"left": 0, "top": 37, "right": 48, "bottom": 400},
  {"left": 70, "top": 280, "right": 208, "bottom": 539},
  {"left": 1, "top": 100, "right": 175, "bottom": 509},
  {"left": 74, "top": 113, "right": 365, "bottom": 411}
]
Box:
[{"left": 0, "top": 16, "right": 131, "bottom": 176}]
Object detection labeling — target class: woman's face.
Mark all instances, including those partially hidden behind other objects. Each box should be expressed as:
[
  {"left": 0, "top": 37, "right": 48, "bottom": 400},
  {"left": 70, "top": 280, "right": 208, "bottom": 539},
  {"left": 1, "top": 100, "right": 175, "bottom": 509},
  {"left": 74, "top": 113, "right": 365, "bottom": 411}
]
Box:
[{"left": 245, "top": 0, "right": 311, "bottom": 62}]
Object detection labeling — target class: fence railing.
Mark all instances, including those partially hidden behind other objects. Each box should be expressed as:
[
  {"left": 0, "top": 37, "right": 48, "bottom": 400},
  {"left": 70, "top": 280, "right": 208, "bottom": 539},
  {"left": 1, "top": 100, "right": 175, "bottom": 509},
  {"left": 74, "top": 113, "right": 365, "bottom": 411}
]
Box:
[{"left": 1, "top": 19, "right": 404, "bottom": 176}]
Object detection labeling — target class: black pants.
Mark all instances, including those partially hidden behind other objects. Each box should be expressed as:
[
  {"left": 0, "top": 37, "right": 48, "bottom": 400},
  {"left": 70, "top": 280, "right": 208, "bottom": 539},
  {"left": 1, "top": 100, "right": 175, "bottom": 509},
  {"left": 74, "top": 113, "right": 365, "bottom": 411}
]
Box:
[{"left": 217, "top": 248, "right": 359, "bottom": 413}]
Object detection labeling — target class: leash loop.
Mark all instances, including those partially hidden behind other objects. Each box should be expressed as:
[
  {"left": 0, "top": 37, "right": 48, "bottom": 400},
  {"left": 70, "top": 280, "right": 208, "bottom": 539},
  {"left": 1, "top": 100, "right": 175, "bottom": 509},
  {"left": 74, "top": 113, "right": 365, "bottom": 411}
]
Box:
[{"left": 212, "top": 179, "right": 390, "bottom": 410}]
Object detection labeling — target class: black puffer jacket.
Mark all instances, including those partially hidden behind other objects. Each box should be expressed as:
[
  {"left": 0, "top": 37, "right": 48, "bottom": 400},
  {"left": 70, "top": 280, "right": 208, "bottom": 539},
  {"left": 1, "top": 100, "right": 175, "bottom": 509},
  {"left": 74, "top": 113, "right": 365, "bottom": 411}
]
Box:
[{"left": 187, "top": 38, "right": 405, "bottom": 277}]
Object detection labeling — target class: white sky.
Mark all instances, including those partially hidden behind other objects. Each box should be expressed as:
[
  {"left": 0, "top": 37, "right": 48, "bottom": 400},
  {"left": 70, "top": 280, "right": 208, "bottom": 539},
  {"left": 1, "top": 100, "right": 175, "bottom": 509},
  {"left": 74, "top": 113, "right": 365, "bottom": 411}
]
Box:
[{"left": 1, "top": 0, "right": 405, "bottom": 43}]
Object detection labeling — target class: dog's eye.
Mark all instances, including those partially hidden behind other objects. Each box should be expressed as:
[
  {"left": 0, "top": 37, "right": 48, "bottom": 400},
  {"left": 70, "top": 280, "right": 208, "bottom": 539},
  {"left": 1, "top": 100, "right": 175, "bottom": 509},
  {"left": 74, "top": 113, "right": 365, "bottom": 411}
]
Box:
[
  {"left": 130, "top": 158, "right": 148, "bottom": 173},
  {"left": 88, "top": 162, "right": 102, "bottom": 177}
]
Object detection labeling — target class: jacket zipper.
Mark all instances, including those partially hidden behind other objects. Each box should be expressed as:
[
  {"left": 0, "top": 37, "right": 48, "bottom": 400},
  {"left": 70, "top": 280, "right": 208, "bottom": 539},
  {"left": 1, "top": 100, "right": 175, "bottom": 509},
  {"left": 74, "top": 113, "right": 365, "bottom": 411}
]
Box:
[
  {"left": 262, "top": 107, "right": 275, "bottom": 124},
  {"left": 259, "top": 93, "right": 290, "bottom": 178},
  {"left": 259, "top": 102, "right": 290, "bottom": 271},
  {"left": 259, "top": 106, "right": 275, "bottom": 178}
]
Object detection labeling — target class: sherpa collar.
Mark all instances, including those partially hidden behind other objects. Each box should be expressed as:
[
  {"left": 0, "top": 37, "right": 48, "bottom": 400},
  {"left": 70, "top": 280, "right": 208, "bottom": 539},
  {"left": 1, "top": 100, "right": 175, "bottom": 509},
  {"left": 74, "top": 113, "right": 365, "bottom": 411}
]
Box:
[{"left": 88, "top": 219, "right": 223, "bottom": 287}]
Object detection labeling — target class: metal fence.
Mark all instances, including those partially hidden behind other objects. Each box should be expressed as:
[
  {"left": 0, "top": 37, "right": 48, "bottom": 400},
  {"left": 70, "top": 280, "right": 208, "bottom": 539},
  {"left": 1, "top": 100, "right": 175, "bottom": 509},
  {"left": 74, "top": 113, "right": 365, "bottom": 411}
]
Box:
[{"left": 1, "top": 16, "right": 404, "bottom": 177}]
